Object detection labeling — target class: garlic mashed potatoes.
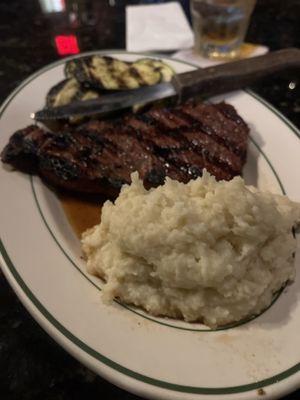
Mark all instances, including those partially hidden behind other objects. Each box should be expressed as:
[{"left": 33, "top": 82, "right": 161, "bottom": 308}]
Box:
[{"left": 82, "top": 171, "right": 300, "bottom": 327}]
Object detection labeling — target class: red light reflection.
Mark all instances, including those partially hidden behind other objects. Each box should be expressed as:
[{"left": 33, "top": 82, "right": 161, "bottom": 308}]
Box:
[{"left": 55, "top": 35, "right": 80, "bottom": 55}]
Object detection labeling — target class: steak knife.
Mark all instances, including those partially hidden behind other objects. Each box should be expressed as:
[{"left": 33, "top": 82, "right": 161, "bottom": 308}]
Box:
[{"left": 32, "top": 48, "right": 300, "bottom": 121}]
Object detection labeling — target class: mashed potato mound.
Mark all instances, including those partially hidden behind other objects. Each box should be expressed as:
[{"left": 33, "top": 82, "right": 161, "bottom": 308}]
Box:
[{"left": 82, "top": 171, "right": 300, "bottom": 327}]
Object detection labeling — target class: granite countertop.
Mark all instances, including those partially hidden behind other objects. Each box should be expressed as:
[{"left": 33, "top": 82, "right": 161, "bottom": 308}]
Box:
[{"left": 0, "top": 1, "right": 299, "bottom": 399}]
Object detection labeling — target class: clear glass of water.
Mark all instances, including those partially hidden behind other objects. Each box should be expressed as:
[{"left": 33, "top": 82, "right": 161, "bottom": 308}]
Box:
[{"left": 191, "top": 0, "right": 257, "bottom": 59}]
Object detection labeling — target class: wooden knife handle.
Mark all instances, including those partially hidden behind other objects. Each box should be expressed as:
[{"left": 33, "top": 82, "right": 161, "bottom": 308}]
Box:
[{"left": 173, "top": 48, "right": 300, "bottom": 101}]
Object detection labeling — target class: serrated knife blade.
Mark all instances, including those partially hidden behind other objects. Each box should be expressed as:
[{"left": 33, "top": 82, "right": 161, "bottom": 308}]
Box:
[{"left": 32, "top": 82, "right": 177, "bottom": 121}]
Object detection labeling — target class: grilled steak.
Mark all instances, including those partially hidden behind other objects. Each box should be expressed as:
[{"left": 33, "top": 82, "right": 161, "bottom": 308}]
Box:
[{"left": 1, "top": 101, "right": 249, "bottom": 197}]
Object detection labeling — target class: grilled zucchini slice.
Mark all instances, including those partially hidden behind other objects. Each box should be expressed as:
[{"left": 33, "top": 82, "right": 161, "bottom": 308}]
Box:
[
  {"left": 46, "top": 78, "right": 79, "bottom": 107},
  {"left": 89, "top": 56, "right": 131, "bottom": 90},
  {"left": 64, "top": 55, "right": 173, "bottom": 91},
  {"left": 133, "top": 58, "right": 175, "bottom": 82},
  {"left": 64, "top": 59, "right": 79, "bottom": 79},
  {"left": 46, "top": 78, "right": 99, "bottom": 108},
  {"left": 64, "top": 57, "right": 94, "bottom": 88},
  {"left": 65, "top": 56, "right": 132, "bottom": 90},
  {"left": 128, "top": 62, "right": 161, "bottom": 86}
]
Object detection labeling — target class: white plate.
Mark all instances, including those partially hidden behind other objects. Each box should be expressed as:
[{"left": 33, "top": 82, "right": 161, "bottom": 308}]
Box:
[{"left": 0, "top": 51, "right": 300, "bottom": 400}]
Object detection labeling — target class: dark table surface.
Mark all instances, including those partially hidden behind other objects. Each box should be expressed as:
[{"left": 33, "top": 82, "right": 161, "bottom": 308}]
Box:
[{"left": 0, "top": 1, "right": 299, "bottom": 399}]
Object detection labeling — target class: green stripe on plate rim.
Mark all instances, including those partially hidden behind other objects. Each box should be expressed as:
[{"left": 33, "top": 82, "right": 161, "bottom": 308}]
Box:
[
  {"left": 0, "top": 51, "right": 299, "bottom": 395},
  {"left": 1, "top": 238, "right": 300, "bottom": 395}
]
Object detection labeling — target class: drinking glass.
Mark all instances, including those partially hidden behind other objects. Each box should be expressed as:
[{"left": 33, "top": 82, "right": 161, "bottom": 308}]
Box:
[{"left": 190, "top": 0, "right": 257, "bottom": 59}]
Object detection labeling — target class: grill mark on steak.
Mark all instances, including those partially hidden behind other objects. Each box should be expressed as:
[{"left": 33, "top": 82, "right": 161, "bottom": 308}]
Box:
[
  {"left": 76, "top": 120, "right": 170, "bottom": 188},
  {"left": 181, "top": 130, "right": 242, "bottom": 173},
  {"left": 1, "top": 101, "right": 249, "bottom": 197},
  {"left": 131, "top": 108, "right": 242, "bottom": 176},
  {"left": 177, "top": 103, "right": 247, "bottom": 158},
  {"left": 143, "top": 108, "right": 237, "bottom": 178},
  {"left": 128, "top": 115, "right": 183, "bottom": 149},
  {"left": 214, "top": 102, "right": 247, "bottom": 126},
  {"left": 126, "top": 114, "right": 201, "bottom": 181},
  {"left": 122, "top": 114, "right": 193, "bottom": 182},
  {"left": 83, "top": 120, "right": 192, "bottom": 186}
]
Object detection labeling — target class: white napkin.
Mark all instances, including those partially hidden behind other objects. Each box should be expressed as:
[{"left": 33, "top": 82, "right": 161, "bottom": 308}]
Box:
[
  {"left": 173, "top": 44, "right": 269, "bottom": 68},
  {"left": 126, "top": 2, "right": 194, "bottom": 52}
]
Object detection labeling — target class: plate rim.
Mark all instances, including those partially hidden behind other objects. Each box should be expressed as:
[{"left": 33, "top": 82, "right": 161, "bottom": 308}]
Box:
[{"left": 0, "top": 50, "right": 300, "bottom": 399}]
